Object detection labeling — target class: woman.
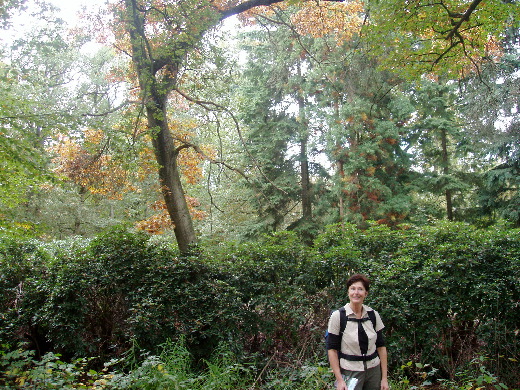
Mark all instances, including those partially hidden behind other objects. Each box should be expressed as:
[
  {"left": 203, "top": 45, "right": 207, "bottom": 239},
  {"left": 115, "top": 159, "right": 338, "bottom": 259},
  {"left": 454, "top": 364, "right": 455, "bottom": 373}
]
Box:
[{"left": 326, "top": 274, "right": 389, "bottom": 390}]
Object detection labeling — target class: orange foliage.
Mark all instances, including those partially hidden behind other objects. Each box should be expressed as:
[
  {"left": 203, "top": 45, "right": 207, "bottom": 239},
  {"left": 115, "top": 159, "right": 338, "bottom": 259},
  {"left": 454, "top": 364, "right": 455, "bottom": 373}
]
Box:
[
  {"left": 377, "top": 212, "right": 407, "bottom": 227},
  {"left": 135, "top": 196, "right": 207, "bottom": 234},
  {"left": 51, "top": 123, "right": 210, "bottom": 233},
  {"left": 135, "top": 146, "right": 160, "bottom": 181},
  {"left": 459, "top": 35, "right": 504, "bottom": 77},
  {"left": 135, "top": 200, "right": 174, "bottom": 234},
  {"left": 180, "top": 147, "right": 205, "bottom": 184},
  {"left": 240, "top": 0, "right": 365, "bottom": 43},
  {"left": 291, "top": 1, "right": 364, "bottom": 42},
  {"left": 208, "top": 0, "right": 244, "bottom": 11},
  {"left": 50, "top": 129, "right": 138, "bottom": 199},
  {"left": 168, "top": 117, "right": 216, "bottom": 185},
  {"left": 366, "top": 166, "right": 376, "bottom": 176}
]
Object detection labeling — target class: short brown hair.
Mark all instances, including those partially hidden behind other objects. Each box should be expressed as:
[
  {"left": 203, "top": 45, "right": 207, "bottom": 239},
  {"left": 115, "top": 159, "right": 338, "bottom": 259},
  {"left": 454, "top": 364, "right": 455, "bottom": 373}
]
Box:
[{"left": 346, "top": 274, "right": 370, "bottom": 292}]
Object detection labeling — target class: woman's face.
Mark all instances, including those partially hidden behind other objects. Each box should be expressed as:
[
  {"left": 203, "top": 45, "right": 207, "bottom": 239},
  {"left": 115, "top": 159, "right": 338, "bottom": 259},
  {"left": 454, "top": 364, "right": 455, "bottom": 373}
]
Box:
[{"left": 348, "top": 281, "right": 368, "bottom": 305}]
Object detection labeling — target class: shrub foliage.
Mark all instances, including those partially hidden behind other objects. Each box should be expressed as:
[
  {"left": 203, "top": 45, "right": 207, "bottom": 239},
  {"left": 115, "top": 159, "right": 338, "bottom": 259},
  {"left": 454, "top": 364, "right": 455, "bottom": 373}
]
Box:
[{"left": 0, "top": 223, "right": 518, "bottom": 386}]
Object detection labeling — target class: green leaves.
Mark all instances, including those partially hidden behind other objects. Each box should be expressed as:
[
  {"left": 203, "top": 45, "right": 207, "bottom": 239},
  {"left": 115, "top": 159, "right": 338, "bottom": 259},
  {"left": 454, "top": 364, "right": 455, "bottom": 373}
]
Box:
[
  {"left": 0, "top": 2, "right": 132, "bottom": 236},
  {"left": 0, "top": 221, "right": 519, "bottom": 386},
  {"left": 365, "top": 0, "right": 519, "bottom": 79}
]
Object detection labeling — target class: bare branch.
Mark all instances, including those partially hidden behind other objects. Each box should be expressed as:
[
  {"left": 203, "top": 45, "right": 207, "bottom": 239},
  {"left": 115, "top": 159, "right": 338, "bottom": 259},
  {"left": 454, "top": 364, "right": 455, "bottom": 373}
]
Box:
[
  {"left": 81, "top": 100, "right": 131, "bottom": 117},
  {"left": 174, "top": 136, "right": 250, "bottom": 181},
  {"left": 173, "top": 88, "right": 289, "bottom": 195},
  {"left": 219, "top": 0, "right": 347, "bottom": 21}
]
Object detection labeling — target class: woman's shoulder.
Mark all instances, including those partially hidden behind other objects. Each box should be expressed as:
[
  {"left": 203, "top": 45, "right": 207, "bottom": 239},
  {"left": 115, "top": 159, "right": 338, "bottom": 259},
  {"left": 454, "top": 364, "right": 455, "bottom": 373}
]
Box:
[
  {"left": 363, "top": 304, "right": 377, "bottom": 313},
  {"left": 363, "top": 305, "right": 385, "bottom": 329}
]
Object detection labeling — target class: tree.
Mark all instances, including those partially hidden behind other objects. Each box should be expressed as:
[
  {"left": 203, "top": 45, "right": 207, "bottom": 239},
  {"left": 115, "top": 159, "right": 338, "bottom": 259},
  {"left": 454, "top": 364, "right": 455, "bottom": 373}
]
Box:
[
  {"left": 406, "top": 80, "right": 478, "bottom": 222},
  {"left": 366, "top": 0, "right": 518, "bottom": 79},
  {"left": 113, "top": 0, "right": 368, "bottom": 252},
  {"left": 0, "top": 1, "right": 81, "bottom": 233},
  {"left": 458, "top": 31, "right": 520, "bottom": 226},
  {"left": 0, "top": 0, "right": 137, "bottom": 236},
  {"left": 109, "top": 0, "right": 517, "bottom": 252},
  {"left": 235, "top": 23, "right": 316, "bottom": 238},
  {"left": 272, "top": 26, "right": 417, "bottom": 227}
]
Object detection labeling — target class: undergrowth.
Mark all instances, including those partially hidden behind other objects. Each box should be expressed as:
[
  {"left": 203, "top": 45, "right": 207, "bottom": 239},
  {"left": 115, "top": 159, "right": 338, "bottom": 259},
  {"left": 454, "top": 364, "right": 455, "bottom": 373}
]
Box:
[
  {"left": 1, "top": 338, "right": 332, "bottom": 390},
  {"left": 1, "top": 340, "right": 513, "bottom": 390}
]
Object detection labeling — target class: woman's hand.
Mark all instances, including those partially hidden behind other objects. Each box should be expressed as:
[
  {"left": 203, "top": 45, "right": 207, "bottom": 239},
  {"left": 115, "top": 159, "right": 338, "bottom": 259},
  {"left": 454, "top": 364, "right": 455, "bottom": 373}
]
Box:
[
  {"left": 335, "top": 377, "right": 348, "bottom": 390},
  {"left": 377, "top": 346, "right": 389, "bottom": 390},
  {"left": 329, "top": 349, "right": 347, "bottom": 390}
]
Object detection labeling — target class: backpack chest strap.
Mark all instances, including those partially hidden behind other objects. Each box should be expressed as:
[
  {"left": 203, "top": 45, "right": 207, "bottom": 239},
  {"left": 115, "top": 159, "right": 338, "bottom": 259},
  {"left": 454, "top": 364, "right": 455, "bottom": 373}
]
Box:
[{"left": 339, "top": 350, "right": 379, "bottom": 362}]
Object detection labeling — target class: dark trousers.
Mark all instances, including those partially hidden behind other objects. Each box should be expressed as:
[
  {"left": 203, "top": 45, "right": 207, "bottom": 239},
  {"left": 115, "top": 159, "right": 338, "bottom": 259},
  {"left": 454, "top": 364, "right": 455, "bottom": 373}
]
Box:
[{"left": 337, "top": 364, "right": 381, "bottom": 390}]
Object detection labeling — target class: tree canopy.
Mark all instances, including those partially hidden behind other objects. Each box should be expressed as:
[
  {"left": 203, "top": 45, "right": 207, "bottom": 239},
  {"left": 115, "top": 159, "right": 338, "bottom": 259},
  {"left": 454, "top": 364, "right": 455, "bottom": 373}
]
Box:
[{"left": 0, "top": 0, "right": 518, "bottom": 245}]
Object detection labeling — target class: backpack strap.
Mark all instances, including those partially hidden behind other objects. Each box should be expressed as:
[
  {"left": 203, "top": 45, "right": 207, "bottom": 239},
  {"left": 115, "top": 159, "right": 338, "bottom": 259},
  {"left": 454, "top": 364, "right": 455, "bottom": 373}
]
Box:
[
  {"left": 338, "top": 306, "right": 347, "bottom": 338},
  {"left": 367, "top": 309, "right": 376, "bottom": 329},
  {"left": 339, "top": 350, "right": 379, "bottom": 361},
  {"left": 339, "top": 310, "right": 379, "bottom": 362},
  {"left": 325, "top": 306, "right": 347, "bottom": 351}
]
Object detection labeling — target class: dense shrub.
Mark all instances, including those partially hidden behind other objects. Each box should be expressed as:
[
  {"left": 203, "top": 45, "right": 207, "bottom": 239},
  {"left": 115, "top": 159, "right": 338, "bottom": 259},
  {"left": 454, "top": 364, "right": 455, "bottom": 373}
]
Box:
[
  {"left": 0, "top": 238, "right": 52, "bottom": 355},
  {"left": 370, "top": 222, "right": 520, "bottom": 384},
  {"left": 0, "top": 228, "right": 246, "bottom": 362},
  {"left": 0, "top": 222, "right": 518, "bottom": 387},
  {"left": 206, "top": 232, "right": 324, "bottom": 358}
]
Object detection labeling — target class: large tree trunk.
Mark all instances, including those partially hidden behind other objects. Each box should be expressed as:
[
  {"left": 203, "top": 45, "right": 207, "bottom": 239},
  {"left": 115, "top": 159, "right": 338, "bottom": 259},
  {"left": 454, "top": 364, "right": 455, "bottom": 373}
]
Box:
[
  {"left": 125, "top": 0, "right": 198, "bottom": 254},
  {"left": 296, "top": 66, "right": 313, "bottom": 244},
  {"left": 300, "top": 138, "right": 312, "bottom": 220},
  {"left": 146, "top": 101, "right": 197, "bottom": 254},
  {"left": 296, "top": 80, "right": 312, "bottom": 223},
  {"left": 337, "top": 158, "right": 345, "bottom": 223}
]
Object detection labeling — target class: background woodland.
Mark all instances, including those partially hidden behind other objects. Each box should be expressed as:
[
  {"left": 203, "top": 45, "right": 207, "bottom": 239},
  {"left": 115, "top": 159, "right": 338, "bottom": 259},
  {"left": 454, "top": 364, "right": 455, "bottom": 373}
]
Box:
[{"left": 0, "top": 0, "right": 518, "bottom": 243}]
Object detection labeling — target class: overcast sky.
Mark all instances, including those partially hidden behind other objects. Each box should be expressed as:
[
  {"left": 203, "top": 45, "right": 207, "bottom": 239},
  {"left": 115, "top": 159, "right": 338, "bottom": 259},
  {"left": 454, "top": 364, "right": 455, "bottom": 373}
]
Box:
[{"left": 48, "top": 0, "right": 106, "bottom": 24}]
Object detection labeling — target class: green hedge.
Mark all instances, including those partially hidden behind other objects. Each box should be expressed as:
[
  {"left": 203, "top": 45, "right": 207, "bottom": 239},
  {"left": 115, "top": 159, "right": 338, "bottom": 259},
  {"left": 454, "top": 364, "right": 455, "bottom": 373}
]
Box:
[
  {"left": 0, "top": 222, "right": 518, "bottom": 386},
  {"left": 0, "top": 228, "right": 245, "bottom": 362}
]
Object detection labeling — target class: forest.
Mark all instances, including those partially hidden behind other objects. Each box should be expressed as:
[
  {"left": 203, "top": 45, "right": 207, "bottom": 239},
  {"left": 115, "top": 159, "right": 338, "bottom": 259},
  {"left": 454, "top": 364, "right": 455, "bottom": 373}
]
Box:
[{"left": 0, "top": 0, "right": 519, "bottom": 388}]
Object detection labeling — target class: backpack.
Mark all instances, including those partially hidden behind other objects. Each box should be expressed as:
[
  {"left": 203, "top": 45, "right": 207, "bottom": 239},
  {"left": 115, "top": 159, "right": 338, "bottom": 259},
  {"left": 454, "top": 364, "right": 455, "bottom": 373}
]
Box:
[{"left": 325, "top": 307, "right": 377, "bottom": 360}]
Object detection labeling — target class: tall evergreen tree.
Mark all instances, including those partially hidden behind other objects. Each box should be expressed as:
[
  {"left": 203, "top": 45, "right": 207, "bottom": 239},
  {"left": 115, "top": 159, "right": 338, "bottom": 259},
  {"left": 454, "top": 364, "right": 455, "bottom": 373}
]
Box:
[
  {"left": 406, "top": 80, "right": 477, "bottom": 222},
  {"left": 311, "top": 45, "right": 416, "bottom": 226},
  {"left": 236, "top": 27, "right": 308, "bottom": 237},
  {"left": 458, "top": 29, "right": 520, "bottom": 226}
]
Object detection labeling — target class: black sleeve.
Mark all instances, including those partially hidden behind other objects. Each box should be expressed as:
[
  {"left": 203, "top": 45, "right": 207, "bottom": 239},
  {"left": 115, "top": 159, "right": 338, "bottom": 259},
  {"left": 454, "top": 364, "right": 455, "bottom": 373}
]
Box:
[
  {"left": 326, "top": 333, "right": 342, "bottom": 350},
  {"left": 376, "top": 329, "right": 385, "bottom": 348}
]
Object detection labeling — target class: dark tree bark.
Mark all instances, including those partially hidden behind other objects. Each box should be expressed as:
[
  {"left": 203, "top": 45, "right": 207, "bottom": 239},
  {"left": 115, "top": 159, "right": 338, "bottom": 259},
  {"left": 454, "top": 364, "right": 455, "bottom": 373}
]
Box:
[{"left": 441, "top": 127, "right": 453, "bottom": 221}]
